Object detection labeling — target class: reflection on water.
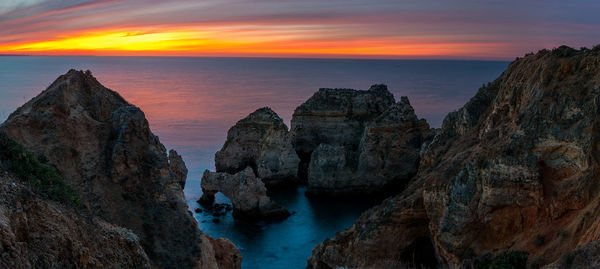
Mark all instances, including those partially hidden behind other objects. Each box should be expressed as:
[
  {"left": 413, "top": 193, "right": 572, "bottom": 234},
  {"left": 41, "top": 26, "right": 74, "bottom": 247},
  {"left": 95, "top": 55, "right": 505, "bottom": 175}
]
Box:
[
  {"left": 0, "top": 56, "right": 508, "bottom": 268},
  {"left": 186, "top": 186, "right": 382, "bottom": 268}
]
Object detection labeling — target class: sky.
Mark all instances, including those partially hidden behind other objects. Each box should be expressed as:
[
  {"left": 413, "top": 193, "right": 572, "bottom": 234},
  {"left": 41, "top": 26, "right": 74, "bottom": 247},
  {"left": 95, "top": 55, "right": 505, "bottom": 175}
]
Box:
[{"left": 0, "top": 0, "right": 599, "bottom": 59}]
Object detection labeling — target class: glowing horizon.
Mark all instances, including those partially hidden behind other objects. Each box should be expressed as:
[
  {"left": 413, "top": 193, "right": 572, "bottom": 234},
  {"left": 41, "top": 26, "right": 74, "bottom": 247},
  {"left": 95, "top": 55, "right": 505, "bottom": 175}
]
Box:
[{"left": 1, "top": 0, "right": 599, "bottom": 60}]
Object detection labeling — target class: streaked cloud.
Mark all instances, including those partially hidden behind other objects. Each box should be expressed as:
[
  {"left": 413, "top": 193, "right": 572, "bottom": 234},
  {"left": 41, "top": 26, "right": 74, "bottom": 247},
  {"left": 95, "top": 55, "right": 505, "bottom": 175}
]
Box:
[{"left": 0, "top": 0, "right": 598, "bottom": 59}]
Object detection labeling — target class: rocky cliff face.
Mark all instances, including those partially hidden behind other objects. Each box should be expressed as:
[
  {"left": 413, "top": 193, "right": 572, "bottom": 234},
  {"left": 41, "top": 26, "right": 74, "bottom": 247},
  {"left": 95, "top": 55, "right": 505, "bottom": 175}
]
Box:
[
  {"left": 0, "top": 173, "right": 151, "bottom": 268},
  {"left": 0, "top": 132, "right": 151, "bottom": 268},
  {"left": 0, "top": 70, "right": 240, "bottom": 269},
  {"left": 292, "top": 85, "right": 431, "bottom": 196},
  {"left": 215, "top": 107, "right": 299, "bottom": 187},
  {"left": 308, "top": 46, "right": 600, "bottom": 268},
  {"left": 200, "top": 168, "right": 290, "bottom": 220}
]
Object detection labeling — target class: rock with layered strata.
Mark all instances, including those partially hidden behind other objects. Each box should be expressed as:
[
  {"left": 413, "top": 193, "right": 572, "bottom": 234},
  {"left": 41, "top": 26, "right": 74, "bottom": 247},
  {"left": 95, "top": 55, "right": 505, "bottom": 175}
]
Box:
[
  {"left": 291, "top": 85, "right": 395, "bottom": 181},
  {"left": 0, "top": 133, "right": 151, "bottom": 268},
  {"left": 308, "top": 46, "right": 600, "bottom": 268},
  {"left": 0, "top": 70, "right": 240, "bottom": 269},
  {"left": 215, "top": 107, "right": 299, "bottom": 187},
  {"left": 306, "top": 97, "right": 433, "bottom": 196},
  {"left": 200, "top": 167, "right": 290, "bottom": 220}
]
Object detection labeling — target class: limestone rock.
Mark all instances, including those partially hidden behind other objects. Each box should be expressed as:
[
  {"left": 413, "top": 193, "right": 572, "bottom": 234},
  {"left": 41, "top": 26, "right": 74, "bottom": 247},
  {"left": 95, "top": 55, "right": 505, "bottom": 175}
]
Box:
[
  {"left": 306, "top": 144, "right": 353, "bottom": 193},
  {"left": 169, "top": 149, "right": 188, "bottom": 189},
  {"left": 0, "top": 70, "right": 240, "bottom": 269},
  {"left": 296, "top": 87, "right": 431, "bottom": 196},
  {"left": 306, "top": 97, "right": 432, "bottom": 196},
  {"left": 200, "top": 167, "right": 290, "bottom": 220},
  {"left": 0, "top": 155, "right": 151, "bottom": 268},
  {"left": 308, "top": 46, "right": 600, "bottom": 268},
  {"left": 215, "top": 107, "right": 299, "bottom": 187},
  {"left": 291, "top": 84, "right": 395, "bottom": 182}
]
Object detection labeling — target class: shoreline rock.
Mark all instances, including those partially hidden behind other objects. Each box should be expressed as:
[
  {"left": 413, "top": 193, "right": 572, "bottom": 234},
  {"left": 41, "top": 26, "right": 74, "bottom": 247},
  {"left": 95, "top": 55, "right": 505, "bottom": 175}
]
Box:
[
  {"left": 200, "top": 168, "right": 290, "bottom": 220},
  {"left": 291, "top": 85, "right": 432, "bottom": 197},
  {"left": 215, "top": 107, "right": 300, "bottom": 188},
  {"left": 307, "top": 45, "right": 600, "bottom": 268},
  {"left": 291, "top": 84, "right": 395, "bottom": 184}
]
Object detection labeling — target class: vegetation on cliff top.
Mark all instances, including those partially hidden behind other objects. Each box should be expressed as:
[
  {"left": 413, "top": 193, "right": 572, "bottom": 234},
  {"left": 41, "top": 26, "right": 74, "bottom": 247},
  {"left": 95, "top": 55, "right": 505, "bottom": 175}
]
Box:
[{"left": 0, "top": 132, "right": 81, "bottom": 206}]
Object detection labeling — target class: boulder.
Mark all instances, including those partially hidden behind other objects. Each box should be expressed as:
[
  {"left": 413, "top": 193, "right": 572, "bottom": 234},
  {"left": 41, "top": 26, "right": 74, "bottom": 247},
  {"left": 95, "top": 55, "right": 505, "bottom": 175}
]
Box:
[
  {"left": 200, "top": 167, "right": 290, "bottom": 220},
  {"left": 308, "top": 46, "right": 600, "bottom": 268},
  {"left": 0, "top": 70, "right": 240, "bottom": 269},
  {"left": 215, "top": 107, "right": 299, "bottom": 187}
]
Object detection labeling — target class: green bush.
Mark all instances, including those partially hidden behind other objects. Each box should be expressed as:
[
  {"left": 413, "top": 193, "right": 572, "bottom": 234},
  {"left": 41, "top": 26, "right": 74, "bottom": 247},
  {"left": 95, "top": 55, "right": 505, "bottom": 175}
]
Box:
[
  {"left": 475, "top": 251, "right": 529, "bottom": 269},
  {"left": 0, "top": 132, "right": 81, "bottom": 206}
]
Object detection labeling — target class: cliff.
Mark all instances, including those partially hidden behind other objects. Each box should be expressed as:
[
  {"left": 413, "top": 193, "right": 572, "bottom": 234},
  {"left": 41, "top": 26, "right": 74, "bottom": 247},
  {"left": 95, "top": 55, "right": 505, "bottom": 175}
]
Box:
[
  {"left": 0, "top": 132, "right": 151, "bottom": 268},
  {"left": 308, "top": 46, "right": 600, "bottom": 268},
  {"left": 0, "top": 70, "right": 240, "bottom": 269}
]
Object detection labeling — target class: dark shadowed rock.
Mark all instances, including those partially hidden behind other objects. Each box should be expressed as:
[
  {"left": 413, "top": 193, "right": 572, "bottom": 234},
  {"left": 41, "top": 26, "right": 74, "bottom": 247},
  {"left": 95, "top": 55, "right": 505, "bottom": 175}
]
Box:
[
  {"left": 200, "top": 167, "right": 290, "bottom": 220},
  {"left": 291, "top": 84, "right": 432, "bottom": 196},
  {"left": 169, "top": 149, "right": 188, "bottom": 189},
  {"left": 306, "top": 97, "right": 433, "bottom": 196},
  {"left": 544, "top": 240, "right": 600, "bottom": 268},
  {"left": 0, "top": 134, "right": 151, "bottom": 268},
  {"left": 0, "top": 70, "right": 240, "bottom": 269},
  {"left": 308, "top": 46, "right": 600, "bottom": 268},
  {"left": 215, "top": 107, "right": 299, "bottom": 188},
  {"left": 291, "top": 84, "right": 395, "bottom": 183}
]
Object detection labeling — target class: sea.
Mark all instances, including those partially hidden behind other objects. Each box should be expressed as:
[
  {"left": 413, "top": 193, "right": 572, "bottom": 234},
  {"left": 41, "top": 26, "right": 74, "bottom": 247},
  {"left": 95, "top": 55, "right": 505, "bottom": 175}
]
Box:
[{"left": 0, "top": 56, "right": 508, "bottom": 269}]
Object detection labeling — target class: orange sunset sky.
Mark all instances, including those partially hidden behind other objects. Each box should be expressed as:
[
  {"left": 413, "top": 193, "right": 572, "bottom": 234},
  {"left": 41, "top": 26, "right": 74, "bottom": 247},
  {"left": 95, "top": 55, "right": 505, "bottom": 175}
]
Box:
[{"left": 1, "top": 0, "right": 599, "bottom": 60}]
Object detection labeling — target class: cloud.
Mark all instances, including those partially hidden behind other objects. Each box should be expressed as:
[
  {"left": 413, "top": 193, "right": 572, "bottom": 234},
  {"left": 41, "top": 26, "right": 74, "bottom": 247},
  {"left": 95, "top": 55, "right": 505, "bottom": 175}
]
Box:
[
  {"left": 0, "top": 0, "right": 48, "bottom": 14},
  {"left": 0, "top": 0, "right": 598, "bottom": 59}
]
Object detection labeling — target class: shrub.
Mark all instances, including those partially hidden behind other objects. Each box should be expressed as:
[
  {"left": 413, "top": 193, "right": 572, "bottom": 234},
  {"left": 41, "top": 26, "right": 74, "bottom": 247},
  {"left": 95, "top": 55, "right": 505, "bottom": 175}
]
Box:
[
  {"left": 0, "top": 132, "right": 81, "bottom": 206},
  {"left": 475, "top": 251, "right": 529, "bottom": 269},
  {"left": 536, "top": 235, "right": 545, "bottom": 246}
]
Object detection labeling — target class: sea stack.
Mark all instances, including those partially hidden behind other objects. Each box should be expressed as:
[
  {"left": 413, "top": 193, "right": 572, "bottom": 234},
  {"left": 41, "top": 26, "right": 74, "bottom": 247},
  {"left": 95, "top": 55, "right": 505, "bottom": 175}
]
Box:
[
  {"left": 292, "top": 84, "right": 432, "bottom": 196},
  {"left": 215, "top": 107, "right": 300, "bottom": 188},
  {"left": 308, "top": 46, "right": 600, "bottom": 268},
  {"left": 202, "top": 107, "right": 294, "bottom": 220},
  {"left": 0, "top": 70, "right": 241, "bottom": 269}
]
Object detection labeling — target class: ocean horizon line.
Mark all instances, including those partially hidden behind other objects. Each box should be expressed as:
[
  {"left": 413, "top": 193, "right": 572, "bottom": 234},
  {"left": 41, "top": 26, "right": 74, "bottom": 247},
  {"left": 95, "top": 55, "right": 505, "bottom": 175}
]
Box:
[{"left": 0, "top": 53, "right": 512, "bottom": 62}]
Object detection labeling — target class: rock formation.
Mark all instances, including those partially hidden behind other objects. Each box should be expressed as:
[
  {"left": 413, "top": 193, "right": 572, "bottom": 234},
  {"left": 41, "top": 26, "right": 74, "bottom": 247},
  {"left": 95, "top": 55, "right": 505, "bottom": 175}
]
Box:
[
  {"left": 202, "top": 107, "right": 294, "bottom": 220},
  {"left": 292, "top": 85, "right": 432, "bottom": 196},
  {"left": 0, "top": 70, "right": 241, "bottom": 269},
  {"left": 308, "top": 46, "right": 600, "bottom": 268},
  {"left": 291, "top": 84, "right": 395, "bottom": 182},
  {"left": 0, "top": 132, "right": 150, "bottom": 268},
  {"left": 200, "top": 168, "right": 290, "bottom": 220},
  {"left": 215, "top": 107, "right": 299, "bottom": 187},
  {"left": 355, "top": 97, "right": 434, "bottom": 190}
]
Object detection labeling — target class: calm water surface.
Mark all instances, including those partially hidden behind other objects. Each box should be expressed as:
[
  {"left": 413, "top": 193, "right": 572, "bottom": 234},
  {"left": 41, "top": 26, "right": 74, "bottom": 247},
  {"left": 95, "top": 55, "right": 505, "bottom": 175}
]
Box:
[{"left": 0, "top": 56, "right": 508, "bottom": 268}]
